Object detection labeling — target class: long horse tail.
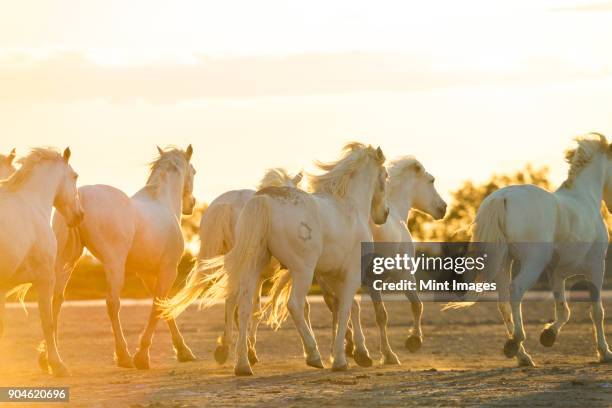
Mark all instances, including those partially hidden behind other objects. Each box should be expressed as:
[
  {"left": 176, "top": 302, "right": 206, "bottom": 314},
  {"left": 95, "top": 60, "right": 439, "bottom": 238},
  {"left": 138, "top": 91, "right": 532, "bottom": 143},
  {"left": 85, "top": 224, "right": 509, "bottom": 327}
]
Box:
[
  {"left": 159, "top": 195, "right": 271, "bottom": 319},
  {"left": 261, "top": 268, "right": 292, "bottom": 330},
  {"left": 198, "top": 202, "right": 234, "bottom": 259},
  {"left": 52, "top": 212, "right": 84, "bottom": 275},
  {"left": 1, "top": 284, "right": 32, "bottom": 337},
  {"left": 6, "top": 283, "right": 33, "bottom": 314},
  {"left": 443, "top": 194, "right": 508, "bottom": 310}
]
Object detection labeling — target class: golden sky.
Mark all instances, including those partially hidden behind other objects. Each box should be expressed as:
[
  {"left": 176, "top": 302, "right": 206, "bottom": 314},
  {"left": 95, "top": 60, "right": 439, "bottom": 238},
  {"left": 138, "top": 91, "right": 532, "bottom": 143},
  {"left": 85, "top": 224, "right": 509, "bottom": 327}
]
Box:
[{"left": 1, "top": 0, "right": 612, "bottom": 202}]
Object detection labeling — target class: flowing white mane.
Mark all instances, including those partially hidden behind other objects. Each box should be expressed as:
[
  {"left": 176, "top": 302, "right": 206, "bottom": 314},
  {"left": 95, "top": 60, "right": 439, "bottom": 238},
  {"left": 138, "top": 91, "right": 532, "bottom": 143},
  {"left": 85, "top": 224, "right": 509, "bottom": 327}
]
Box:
[
  {"left": 0, "top": 148, "right": 63, "bottom": 192},
  {"left": 562, "top": 133, "right": 610, "bottom": 189},
  {"left": 144, "top": 147, "right": 189, "bottom": 196},
  {"left": 387, "top": 156, "right": 423, "bottom": 191},
  {"left": 307, "top": 142, "right": 385, "bottom": 198},
  {"left": 257, "top": 168, "right": 295, "bottom": 190}
]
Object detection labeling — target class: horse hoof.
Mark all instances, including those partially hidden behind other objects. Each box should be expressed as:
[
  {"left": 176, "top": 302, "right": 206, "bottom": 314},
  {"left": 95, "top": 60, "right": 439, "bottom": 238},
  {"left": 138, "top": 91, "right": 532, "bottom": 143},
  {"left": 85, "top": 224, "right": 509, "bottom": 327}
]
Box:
[
  {"left": 214, "top": 345, "right": 230, "bottom": 365},
  {"left": 517, "top": 356, "right": 536, "bottom": 367},
  {"left": 38, "top": 352, "right": 49, "bottom": 372},
  {"left": 176, "top": 347, "right": 197, "bottom": 363},
  {"left": 599, "top": 350, "right": 612, "bottom": 363},
  {"left": 234, "top": 365, "right": 254, "bottom": 376},
  {"left": 307, "top": 357, "right": 324, "bottom": 369},
  {"left": 539, "top": 328, "right": 556, "bottom": 347},
  {"left": 345, "top": 341, "right": 355, "bottom": 358},
  {"left": 354, "top": 350, "right": 373, "bottom": 367},
  {"left": 133, "top": 352, "right": 150, "bottom": 370},
  {"left": 248, "top": 348, "right": 259, "bottom": 365},
  {"left": 115, "top": 353, "right": 134, "bottom": 368},
  {"left": 50, "top": 363, "right": 70, "bottom": 377},
  {"left": 503, "top": 339, "right": 519, "bottom": 358},
  {"left": 331, "top": 361, "right": 349, "bottom": 372},
  {"left": 405, "top": 335, "right": 422, "bottom": 353},
  {"left": 382, "top": 352, "right": 401, "bottom": 365}
]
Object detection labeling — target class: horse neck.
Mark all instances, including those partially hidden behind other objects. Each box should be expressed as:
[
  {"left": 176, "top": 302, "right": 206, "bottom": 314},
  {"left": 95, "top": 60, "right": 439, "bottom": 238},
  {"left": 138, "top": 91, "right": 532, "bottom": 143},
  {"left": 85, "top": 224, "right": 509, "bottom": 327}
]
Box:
[
  {"left": 387, "top": 178, "right": 415, "bottom": 222},
  {"left": 562, "top": 154, "right": 605, "bottom": 209},
  {"left": 151, "top": 169, "right": 184, "bottom": 218},
  {"left": 16, "top": 163, "right": 62, "bottom": 218},
  {"left": 344, "top": 165, "right": 376, "bottom": 220}
]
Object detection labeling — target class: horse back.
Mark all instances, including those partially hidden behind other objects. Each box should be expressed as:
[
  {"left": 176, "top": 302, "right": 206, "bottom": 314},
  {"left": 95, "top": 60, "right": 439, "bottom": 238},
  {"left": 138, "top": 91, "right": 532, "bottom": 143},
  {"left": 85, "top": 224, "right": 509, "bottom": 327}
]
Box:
[{"left": 76, "top": 184, "right": 137, "bottom": 261}]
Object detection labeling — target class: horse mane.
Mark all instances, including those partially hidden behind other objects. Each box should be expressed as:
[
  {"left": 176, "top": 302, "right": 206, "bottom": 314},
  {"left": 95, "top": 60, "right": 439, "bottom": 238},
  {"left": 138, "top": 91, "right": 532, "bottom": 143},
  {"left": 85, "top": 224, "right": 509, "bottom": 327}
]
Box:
[
  {"left": 307, "top": 142, "right": 385, "bottom": 198},
  {"left": 144, "top": 147, "right": 189, "bottom": 196},
  {"left": 0, "top": 148, "right": 63, "bottom": 192},
  {"left": 561, "top": 133, "right": 610, "bottom": 189},
  {"left": 257, "top": 168, "right": 295, "bottom": 190},
  {"left": 387, "top": 156, "right": 424, "bottom": 190}
]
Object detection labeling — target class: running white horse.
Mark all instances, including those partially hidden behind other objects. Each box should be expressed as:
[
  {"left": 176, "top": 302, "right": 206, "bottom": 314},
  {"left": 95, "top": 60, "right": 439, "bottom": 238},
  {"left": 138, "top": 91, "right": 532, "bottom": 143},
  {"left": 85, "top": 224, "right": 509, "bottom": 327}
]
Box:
[
  {"left": 0, "top": 148, "right": 83, "bottom": 376},
  {"left": 446, "top": 133, "right": 612, "bottom": 366},
  {"left": 199, "top": 168, "right": 303, "bottom": 365},
  {"left": 52, "top": 145, "right": 197, "bottom": 369},
  {"left": 265, "top": 156, "right": 447, "bottom": 365},
  {"left": 368, "top": 157, "right": 446, "bottom": 362},
  {"left": 161, "top": 142, "right": 389, "bottom": 375},
  {"left": 0, "top": 148, "right": 16, "bottom": 179}
]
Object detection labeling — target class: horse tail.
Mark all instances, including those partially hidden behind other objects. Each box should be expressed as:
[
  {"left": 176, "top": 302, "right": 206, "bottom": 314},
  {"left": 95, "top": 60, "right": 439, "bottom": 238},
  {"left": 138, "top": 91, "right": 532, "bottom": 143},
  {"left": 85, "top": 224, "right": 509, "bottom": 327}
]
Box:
[
  {"left": 443, "top": 194, "right": 508, "bottom": 310},
  {"left": 52, "top": 212, "right": 84, "bottom": 274},
  {"left": 159, "top": 195, "right": 271, "bottom": 319},
  {"left": 5, "top": 283, "right": 33, "bottom": 315},
  {"left": 198, "top": 203, "right": 234, "bottom": 259},
  {"left": 261, "top": 268, "right": 292, "bottom": 330}
]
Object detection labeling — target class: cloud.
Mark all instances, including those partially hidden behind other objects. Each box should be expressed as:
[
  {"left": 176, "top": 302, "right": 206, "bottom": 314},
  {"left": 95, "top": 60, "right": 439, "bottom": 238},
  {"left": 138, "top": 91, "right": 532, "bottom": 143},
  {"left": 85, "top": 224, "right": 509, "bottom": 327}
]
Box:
[
  {"left": 0, "top": 51, "right": 610, "bottom": 104},
  {"left": 549, "top": 2, "right": 612, "bottom": 12}
]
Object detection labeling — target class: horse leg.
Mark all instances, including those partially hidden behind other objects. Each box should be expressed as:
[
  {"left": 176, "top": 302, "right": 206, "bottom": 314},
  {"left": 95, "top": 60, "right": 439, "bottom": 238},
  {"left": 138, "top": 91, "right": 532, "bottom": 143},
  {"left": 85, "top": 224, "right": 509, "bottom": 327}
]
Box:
[
  {"left": 331, "top": 277, "right": 360, "bottom": 372},
  {"left": 505, "top": 256, "right": 548, "bottom": 364},
  {"left": 214, "top": 292, "right": 235, "bottom": 364},
  {"left": 133, "top": 266, "right": 178, "bottom": 369},
  {"left": 139, "top": 273, "right": 196, "bottom": 363},
  {"left": 247, "top": 278, "right": 265, "bottom": 365},
  {"left": 104, "top": 262, "right": 132, "bottom": 368},
  {"left": 496, "top": 263, "right": 534, "bottom": 367},
  {"left": 372, "top": 300, "right": 400, "bottom": 365},
  {"left": 405, "top": 287, "right": 423, "bottom": 353},
  {"left": 234, "top": 260, "right": 268, "bottom": 376},
  {"left": 287, "top": 266, "right": 323, "bottom": 369},
  {"left": 540, "top": 276, "right": 570, "bottom": 348},
  {"left": 320, "top": 277, "right": 354, "bottom": 358},
  {"left": 350, "top": 298, "right": 373, "bottom": 367},
  {"left": 0, "top": 290, "right": 5, "bottom": 338},
  {"left": 37, "top": 278, "right": 69, "bottom": 376},
  {"left": 585, "top": 269, "right": 612, "bottom": 362}
]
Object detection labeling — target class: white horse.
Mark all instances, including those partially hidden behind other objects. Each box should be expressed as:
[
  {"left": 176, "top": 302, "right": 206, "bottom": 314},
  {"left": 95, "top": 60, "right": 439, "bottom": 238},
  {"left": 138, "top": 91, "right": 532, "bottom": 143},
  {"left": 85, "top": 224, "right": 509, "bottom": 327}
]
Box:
[
  {"left": 199, "top": 168, "right": 303, "bottom": 366},
  {"left": 0, "top": 148, "right": 83, "bottom": 376},
  {"left": 447, "top": 133, "right": 612, "bottom": 366},
  {"left": 161, "top": 142, "right": 389, "bottom": 375},
  {"left": 0, "top": 148, "right": 16, "bottom": 179},
  {"left": 266, "top": 156, "right": 447, "bottom": 365},
  {"left": 353, "top": 157, "right": 446, "bottom": 363},
  {"left": 52, "top": 145, "right": 197, "bottom": 369}
]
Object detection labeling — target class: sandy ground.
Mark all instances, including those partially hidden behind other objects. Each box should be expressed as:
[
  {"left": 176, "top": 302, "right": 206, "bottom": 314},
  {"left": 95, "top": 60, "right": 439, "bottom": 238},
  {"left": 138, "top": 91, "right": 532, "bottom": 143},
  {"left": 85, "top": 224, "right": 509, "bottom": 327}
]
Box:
[{"left": 1, "top": 298, "right": 611, "bottom": 408}]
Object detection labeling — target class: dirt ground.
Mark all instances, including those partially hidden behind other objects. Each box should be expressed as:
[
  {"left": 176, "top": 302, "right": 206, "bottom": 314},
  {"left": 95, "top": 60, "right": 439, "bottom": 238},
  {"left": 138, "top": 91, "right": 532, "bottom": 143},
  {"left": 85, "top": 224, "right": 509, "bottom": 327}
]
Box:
[{"left": 1, "top": 297, "right": 611, "bottom": 407}]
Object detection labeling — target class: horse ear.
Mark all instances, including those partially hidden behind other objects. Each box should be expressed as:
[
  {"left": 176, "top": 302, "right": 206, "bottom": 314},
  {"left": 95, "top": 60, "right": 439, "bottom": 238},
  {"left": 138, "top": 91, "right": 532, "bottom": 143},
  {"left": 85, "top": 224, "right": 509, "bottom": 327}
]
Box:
[
  {"left": 186, "top": 144, "right": 193, "bottom": 161},
  {"left": 63, "top": 147, "right": 71, "bottom": 162},
  {"left": 7, "top": 148, "right": 15, "bottom": 164},
  {"left": 376, "top": 146, "right": 385, "bottom": 162},
  {"left": 156, "top": 146, "right": 164, "bottom": 155},
  {"left": 292, "top": 171, "right": 303, "bottom": 185}
]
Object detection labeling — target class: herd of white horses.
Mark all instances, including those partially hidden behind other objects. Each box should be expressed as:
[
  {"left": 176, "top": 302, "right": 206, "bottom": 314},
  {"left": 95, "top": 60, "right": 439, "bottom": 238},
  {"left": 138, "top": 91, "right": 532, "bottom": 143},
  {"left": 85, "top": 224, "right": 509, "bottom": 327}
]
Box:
[{"left": 0, "top": 133, "right": 611, "bottom": 377}]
